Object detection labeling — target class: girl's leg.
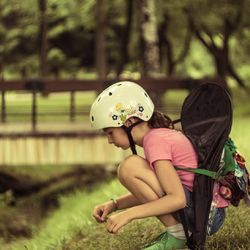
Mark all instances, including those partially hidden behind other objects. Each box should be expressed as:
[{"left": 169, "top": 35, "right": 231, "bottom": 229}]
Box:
[{"left": 117, "top": 155, "right": 179, "bottom": 227}]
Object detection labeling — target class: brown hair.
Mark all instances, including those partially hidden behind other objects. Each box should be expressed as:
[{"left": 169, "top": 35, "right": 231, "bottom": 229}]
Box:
[{"left": 148, "top": 111, "right": 174, "bottom": 129}]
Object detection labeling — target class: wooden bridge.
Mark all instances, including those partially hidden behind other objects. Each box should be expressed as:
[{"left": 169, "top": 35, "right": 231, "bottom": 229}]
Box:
[{"left": 0, "top": 77, "right": 225, "bottom": 165}]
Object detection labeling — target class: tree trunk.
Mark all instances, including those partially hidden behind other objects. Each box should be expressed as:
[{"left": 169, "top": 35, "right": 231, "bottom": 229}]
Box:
[
  {"left": 137, "top": 0, "right": 160, "bottom": 77},
  {"left": 213, "top": 49, "right": 228, "bottom": 78},
  {"left": 38, "top": 0, "right": 48, "bottom": 78},
  {"left": 116, "top": 0, "right": 133, "bottom": 77},
  {"left": 95, "top": 0, "right": 107, "bottom": 79},
  {"left": 211, "top": 47, "right": 246, "bottom": 89}
]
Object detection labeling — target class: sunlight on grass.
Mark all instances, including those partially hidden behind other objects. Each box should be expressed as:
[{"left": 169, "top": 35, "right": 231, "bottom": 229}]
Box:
[
  {"left": 230, "top": 117, "right": 250, "bottom": 164},
  {"left": 2, "top": 91, "right": 97, "bottom": 123},
  {"left": 3, "top": 180, "right": 126, "bottom": 250}
]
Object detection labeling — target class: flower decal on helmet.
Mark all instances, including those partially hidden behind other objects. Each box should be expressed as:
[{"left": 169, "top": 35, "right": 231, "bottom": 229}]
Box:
[
  {"left": 109, "top": 103, "right": 145, "bottom": 124},
  {"left": 115, "top": 103, "right": 123, "bottom": 111},
  {"left": 138, "top": 106, "right": 144, "bottom": 112},
  {"left": 112, "top": 115, "right": 118, "bottom": 120}
]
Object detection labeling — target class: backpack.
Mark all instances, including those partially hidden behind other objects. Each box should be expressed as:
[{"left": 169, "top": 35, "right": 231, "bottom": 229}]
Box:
[
  {"left": 218, "top": 138, "right": 250, "bottom": 207},
  {"left": 173, "top": 83, "right": 250, "bottom": 249},
  {"left": 176, "top": 138, "right": 250, "bottom": 207}
]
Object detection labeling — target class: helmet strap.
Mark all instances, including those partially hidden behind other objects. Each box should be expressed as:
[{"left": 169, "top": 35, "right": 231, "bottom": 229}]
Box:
[{"left": 122, "top": 120, "right": 143, "bottom": 155}]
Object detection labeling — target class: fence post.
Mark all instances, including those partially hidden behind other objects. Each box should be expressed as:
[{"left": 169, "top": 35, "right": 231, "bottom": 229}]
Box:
[
  {"left": 32, "top": 90, "right": 37, "bottom": 131},
  {"left": 1, "top": 90, "right": 6, "bottom": 123},
  {"left": 70, "top": 91, "right": 75, "bottom": 122}
]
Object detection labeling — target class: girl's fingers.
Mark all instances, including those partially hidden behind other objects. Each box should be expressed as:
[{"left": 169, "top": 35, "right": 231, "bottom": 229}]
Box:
[
  {"left": 112, "top": 223, "right": 121, "bottom": 234},
  {"left": 107, "top": 219, "right": 122, "bottom": 234},
  {"left": 101, "top": 209, "right": 109, "bottom": 221},
  {"left": 107, "top": 223, "right": 114, "bottom": 233},
  {"left": 107, "top": 218, "right": 115, "bottom": 233},
  {"left": 93, "top": 208, "right": 105, "bottom": 223}
]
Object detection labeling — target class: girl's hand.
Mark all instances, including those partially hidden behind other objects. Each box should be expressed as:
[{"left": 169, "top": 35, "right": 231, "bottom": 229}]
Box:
[
  {"left": 106, "top": 210, "right": 133, "bottom": 234},
  {"left": 92, "top": 200, "right": 116, "bottom": 223}
]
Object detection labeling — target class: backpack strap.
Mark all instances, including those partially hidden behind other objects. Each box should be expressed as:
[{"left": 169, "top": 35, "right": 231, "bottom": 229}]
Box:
[{"left": 175, "top": 167, "right": 221, "bottom": 180}]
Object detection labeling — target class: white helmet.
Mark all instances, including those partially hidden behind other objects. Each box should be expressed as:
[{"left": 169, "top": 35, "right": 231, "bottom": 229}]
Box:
[{"left": 90, "top": 81, "right": 154, "bottom": 129}]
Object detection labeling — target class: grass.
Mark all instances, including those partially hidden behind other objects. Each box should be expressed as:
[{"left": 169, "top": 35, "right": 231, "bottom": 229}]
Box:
[
  {"left": 2, "top": 91, "right": 97, "bottom": 122},
  {"left": 2, "top": 180, "right": 164, "bottom": 250}
]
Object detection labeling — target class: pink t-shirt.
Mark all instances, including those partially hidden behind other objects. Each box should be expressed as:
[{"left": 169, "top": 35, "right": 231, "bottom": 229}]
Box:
[
  {"left": 143, "top": 128, "right": 229, "bottom": 208},
  {"left": 143, "top": 128, "right": 197, "bottom": 192}
]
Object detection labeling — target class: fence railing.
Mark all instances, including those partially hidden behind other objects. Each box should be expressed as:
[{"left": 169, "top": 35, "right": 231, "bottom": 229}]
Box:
[{"left": 0, "top": 77, "right": 226, "bottom": 132}]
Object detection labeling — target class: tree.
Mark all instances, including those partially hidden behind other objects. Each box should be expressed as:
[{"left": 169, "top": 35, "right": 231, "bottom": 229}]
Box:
[
  {"left": 157, "top": 2, "right": 192, "bottom": 75},
  {"left": 116, "top": 0, "right": 133, "bottom": 77},
  {"left": 1, "top": 0, "right": 250, "bottom": 83},
  {"left": 0, "top": 0, "right": 39, "bottom": 77},
  {"left": 136, "top": 0, "right": 160, "bottom": 77},
  {"left": 38, "top": 0, "right": 48, "bottom": 77},
  {"left": 95, "top": 0, "right": 107, "bottom": 79},
  {"left": 185, "top": 0, "right": 247, "bottom": 88}
]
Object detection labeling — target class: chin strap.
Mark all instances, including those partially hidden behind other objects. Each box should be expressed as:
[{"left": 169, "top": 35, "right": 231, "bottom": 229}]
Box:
[{"left": 122, "top": 120, "right": 143, "bottom": 155}]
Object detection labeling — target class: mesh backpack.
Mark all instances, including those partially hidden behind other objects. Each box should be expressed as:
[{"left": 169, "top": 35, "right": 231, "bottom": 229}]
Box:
[{"left": 174, "top": 83, "right": 250, "bottom": 249}]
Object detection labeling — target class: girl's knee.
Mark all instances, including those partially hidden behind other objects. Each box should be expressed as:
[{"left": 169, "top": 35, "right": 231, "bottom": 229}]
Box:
[{"left": 117, "top": 155, "right": 147, "bottom": 182}]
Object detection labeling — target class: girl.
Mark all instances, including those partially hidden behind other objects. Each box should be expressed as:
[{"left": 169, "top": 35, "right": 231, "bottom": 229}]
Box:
[{"left": 90, "top": 81, "right": 226, "bottom": 250}]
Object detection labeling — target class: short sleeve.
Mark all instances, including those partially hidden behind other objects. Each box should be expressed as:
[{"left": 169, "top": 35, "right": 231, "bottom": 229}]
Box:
[{"left": 143, "top": 134, "right": 172, "bottom": 169}]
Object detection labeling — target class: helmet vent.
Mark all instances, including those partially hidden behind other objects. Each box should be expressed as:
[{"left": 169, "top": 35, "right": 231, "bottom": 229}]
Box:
[
  {"left": 97, "top": 97, "right": 101, "bottom": 102},
  {"left": 144, "top": 92, "right": 148, "bottom": 97},
  {"left": 117, "top": 83, "right": 122, "bottom": 86},
  {"left": 91, "top": 116, "right": 94, "bottom": 121},
  {"left": 109, "top": 92, "right": 112, "bottom": 96}
]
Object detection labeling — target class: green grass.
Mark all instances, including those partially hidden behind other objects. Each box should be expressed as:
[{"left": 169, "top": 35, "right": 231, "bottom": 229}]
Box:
[
  {"left": 2, "top": 91, "right": 96, "bottom": 122},
  {"left": 2, "top": 180, "right": 164, "bottom": 250},
  {"left": 4, "top": 180, "right": 249, "bottom": 250}
]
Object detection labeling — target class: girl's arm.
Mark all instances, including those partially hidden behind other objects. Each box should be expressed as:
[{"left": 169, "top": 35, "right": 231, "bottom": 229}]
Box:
[{"left": 114, "top": 193, "right": 141, "bottom": 210}]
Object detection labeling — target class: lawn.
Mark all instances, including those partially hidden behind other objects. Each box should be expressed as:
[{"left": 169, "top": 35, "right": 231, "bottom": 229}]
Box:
[{"left": 2, "top": 91, "right": 97, "bottom": 122}]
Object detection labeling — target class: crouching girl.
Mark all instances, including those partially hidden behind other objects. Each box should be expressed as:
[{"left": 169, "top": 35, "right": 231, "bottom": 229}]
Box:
[{"left": 90, "top": 81, "right": 225, "bottom": 249}]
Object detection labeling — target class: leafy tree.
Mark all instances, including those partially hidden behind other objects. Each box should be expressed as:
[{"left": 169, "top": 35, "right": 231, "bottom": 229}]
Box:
[
  {"left": 185, "top": 0, "right": 248, "bottom": 88},
  {"left": 0, "top": 0, "right": 250, "bottom": 83},
  {"left": 0, "top": 0, "right": 39, "bottom": 77},
  {"left": 157, "top": 1, "right": 192, "bottom": 75}
]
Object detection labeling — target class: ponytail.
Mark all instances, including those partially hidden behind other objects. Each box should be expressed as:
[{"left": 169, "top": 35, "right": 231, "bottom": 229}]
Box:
[{"left": 148, "top": 111, "right": 174, "bottom": 129}]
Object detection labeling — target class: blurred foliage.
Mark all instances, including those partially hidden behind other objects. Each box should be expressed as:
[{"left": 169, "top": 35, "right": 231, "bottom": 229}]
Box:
[{"left": 0, "top": 0, "right": 249, "bottom": 85}]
